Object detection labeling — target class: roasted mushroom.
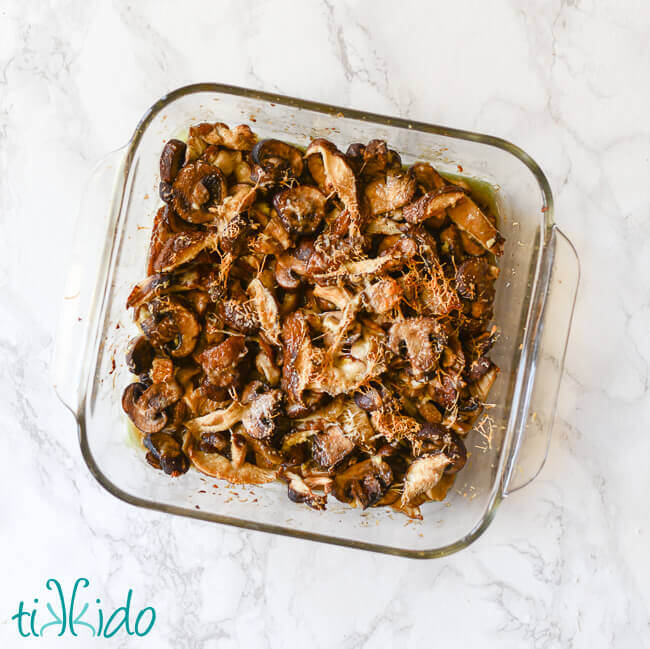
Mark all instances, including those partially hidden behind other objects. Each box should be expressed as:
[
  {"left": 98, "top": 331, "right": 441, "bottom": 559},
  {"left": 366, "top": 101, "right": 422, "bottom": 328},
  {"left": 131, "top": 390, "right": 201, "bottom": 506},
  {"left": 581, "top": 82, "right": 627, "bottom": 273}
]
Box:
[
  {"left": 144, "top": 432, "right": 189, "bottom": 476},
  {"left": 122, "top": 380, "right": 182, "bottom": 433},
  {"left": 333, "top": 457, "right": 393, "bottom": 509},
  {"left": 125, "top": 336, "right": 155, "bottom": 376},
  {"left": 171, "top": 161, "right": 227, "bottom": 224},
  {"left": 273, "top": 185, "right": 327, "bottom": 235},
  {"left": 138, "top": 296, "right": 200, "bottom": 357},
  {"left": 123, "top": 123, "right": 505, "bottom": 518},
  {"left": 251, "top": 139, "right": 303, "bottom": 185}
]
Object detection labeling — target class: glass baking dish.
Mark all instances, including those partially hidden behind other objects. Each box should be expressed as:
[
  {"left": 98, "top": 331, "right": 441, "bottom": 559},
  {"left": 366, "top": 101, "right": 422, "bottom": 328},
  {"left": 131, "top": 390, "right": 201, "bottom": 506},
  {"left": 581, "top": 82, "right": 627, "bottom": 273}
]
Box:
[{"left": 53, "top": 83, "right": 579, "bottom": 558}]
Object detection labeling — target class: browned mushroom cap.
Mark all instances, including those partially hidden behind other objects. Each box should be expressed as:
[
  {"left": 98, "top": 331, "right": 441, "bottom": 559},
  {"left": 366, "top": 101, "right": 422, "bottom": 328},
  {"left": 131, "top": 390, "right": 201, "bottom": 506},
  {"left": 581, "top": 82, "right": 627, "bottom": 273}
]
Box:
[
  {"left": 304, "top": 139, "right": 362, "bottom": 238},
  {"left": 160, "top": 139, "right": 187, "bottom": 184},
  {"left": 122, "top": 379, "right": 183, "bottom": 433},
  {"left": 147, "top": 205, "right": 201, "bottom": 273},
  {"left": 401, "top": 453, "right": 451, "bottom": 505},
  {"left": 363, "top": 169, "right": 417, "bottom": 216},
  {"left": 250, "top": 139, "right": 303, "bottom": 185},
  {"left": 125, "top": 335, "right": 155, "bottom": 375},
  {"left": 388, "top": 317, "right": 448, "bottom": 380},
  {"left": 282, "top": 470, "right": 327, "bottom": 510},
  {"left": 312, "top": 424, "right": 354, "bottom": 470},
  {"left": 332, "top": 457, "right": 393, "bottom": 509},
  {"left": 171, "top": 161, "right": 227, "bottom": 224},
  {"left": 455, "top": 257, "right": 497, "bottom": 301},
  {"left": 272, "top": 185, "right": 327, "bottom": 235},
  {"left": 411, "top": 424, "right": 467, "bottom": 472},
  {"left": 138, "top": 296, "right": 200, "bottom": 358},
  {"left": 152, "top": 230, "right": 217, "bottom": 273},
  {"left": 198, "top": 335, "right": 247, "bottom": 388},
  {"left": 411, "top": 162, "right": 449, "bottom": 192},
  {"left": 222, "top": 298, "right": 260, "bottom": 334},
  {"left": 402, "top": 187, "right": 466, "bottom": 226},
  {"left": 346, "top": 139, "right": 395, "bottom": 177},
  {"left": 241, "top": 387, "right": 283, "bottom": 439},
  {"left": 447, "top": 197, "right": 504, "bottom": 256},
  {"left": 143, "top": 432, "right": 189, "bottom": 476},
  {"left": 193, "top": 122, "right": 257, "bottom": 151}
]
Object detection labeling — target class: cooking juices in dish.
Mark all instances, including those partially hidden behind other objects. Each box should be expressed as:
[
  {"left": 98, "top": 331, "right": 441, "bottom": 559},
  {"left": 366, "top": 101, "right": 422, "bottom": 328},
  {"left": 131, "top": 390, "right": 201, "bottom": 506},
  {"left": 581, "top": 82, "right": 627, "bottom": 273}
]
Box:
[{"left": 121, "top": 122, "right": 504, "bottom": 520}]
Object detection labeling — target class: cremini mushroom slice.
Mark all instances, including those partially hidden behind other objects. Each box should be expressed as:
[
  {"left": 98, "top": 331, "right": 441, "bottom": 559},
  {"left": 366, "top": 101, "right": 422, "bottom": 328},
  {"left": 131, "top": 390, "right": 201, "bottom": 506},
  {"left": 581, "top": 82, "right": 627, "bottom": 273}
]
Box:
[
  {"left": 273, "top": 184, "right": 327, "bottom": 235},
  {"left": 152, "top": 230, "right": 219, "bottom": 273},
  {"left": 363, "top": 169, "right": 417, "bottom": 216},
  {"left": 125, "top": 335, "right": 155, "bottom": 376},
  {"left": 447, "top": 196, "right": 504, "bottom": 255},
  {"left": 138, "top": 295, "right": 200, "bottom": 358},
  {"left": 251, "top": 139, "right": 303, "bottom": 185},
  {"left": 122, "top": 380, "right": 183, "bottom": 434},
  {"left": 124, "top": 123, "right": 505, "bottom": 518},
  {"left": 144, "top": 432, "right": 190, "bottom": 476},
  {"left": 171, "top": 161, "right": 227, "bottom": 224}
]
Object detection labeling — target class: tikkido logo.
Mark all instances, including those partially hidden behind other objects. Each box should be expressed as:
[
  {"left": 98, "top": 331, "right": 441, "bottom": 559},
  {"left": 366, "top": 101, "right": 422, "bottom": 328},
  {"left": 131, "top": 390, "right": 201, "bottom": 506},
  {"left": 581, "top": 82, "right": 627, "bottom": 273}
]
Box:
[{"left": 10, "top": 578, "right": 156, "bottom": 639}]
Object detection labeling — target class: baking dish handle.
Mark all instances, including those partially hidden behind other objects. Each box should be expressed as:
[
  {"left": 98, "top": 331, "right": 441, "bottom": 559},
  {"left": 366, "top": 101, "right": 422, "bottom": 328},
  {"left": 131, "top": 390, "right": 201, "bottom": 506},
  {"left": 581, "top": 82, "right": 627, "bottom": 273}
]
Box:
[
  {"left": 503, "top": 226, "right": 579, "bottom": 495},
  {"left": 52, "top": 148, "right": 127, "bottom": 416}
]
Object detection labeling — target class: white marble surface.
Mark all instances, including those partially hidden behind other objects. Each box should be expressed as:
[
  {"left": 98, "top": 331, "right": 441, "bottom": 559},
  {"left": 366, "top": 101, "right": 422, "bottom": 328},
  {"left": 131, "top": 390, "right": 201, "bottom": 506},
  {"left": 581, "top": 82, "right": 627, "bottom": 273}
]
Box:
[{"left": 1, "top": 0, "right": 649, "bottom": 646}]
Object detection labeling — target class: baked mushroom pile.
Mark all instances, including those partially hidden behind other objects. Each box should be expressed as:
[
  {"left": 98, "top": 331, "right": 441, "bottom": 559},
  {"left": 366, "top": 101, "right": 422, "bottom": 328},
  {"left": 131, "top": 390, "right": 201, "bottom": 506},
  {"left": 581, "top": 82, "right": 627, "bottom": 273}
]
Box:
[{"left": 122, "top": 122, "right": 504, "bottom": 519}]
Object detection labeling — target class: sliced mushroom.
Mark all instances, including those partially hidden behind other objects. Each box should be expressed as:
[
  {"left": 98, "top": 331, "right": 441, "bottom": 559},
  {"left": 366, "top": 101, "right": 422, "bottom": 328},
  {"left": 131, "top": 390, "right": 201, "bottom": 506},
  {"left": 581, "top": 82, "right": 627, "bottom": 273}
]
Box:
[
  {"left": 152, "top": 230, "right": 218, "bottom": 273},
  {"left": 447, "top": 197, "right": 504, "bottom": 256},
  {"left": 402, "top": 187, "right": 466, "bottom": 226},
  {"left": 188, "top": 444, "right": 277, "bottom": 484},
  {"left": 138, "top": 296, "right": 200, "bottom": 358},
  {"left": 401, "top": 453, "right": 451, "bottom": 506},
  {"left": 125, "top": 336, "right": 155, "bottom": 375},
  {"left": 305, "top": 139, "right": 362, "bottom": 239},
  {"left": 221, "top": 298, "right": 259, "bottom": 334},
  {"left": 411, "top": 424, "right": 467, "bottom": 473},
  {"left": 185, "top": 400, "right": 247, "bottom": 434},
  {"left": 186, "top": 123, "right": 256, "bottom": 160},
  {"left": 363, "top": 170, "right": 417, "bottom": 216},
  {"left": 411, "top": 162, "right": 448, "bottom": 192},
  {"left": 251, "top": 139, "right": 303, "bottom": 185},
  {"left": 160, "top": 139, "right": 187, "bottom": 183},
  {"left": 281, "top": 311, "right": 313, "bottom": 411},
  {"left": 247, "top": 277, "right": 281, "bottom": 344},
  {"left": 282, "top": 470, "right": 327, "bottom": 510},
  {"left": 363, "top": 278, "right": 402, "bottom": 314},
  {"left": 143, "top": 432, "right": 189, "bottom": 476},
  {"left": 333, "top": 457, "right": 393, "bottom": 509},
  {"left": 171, "top": 161, "right": 227, "bottom": 224},
  {"left": 388, "top": 317, "right": 447, "bottom": 380},
  {"left": 198, "top": 335, "right": 247, "bottom": 388},
  {"left": 346, "top": 139, "right": 392, "bottom": 177},
  {"left": 311, "top": 424, "right": 354, "bottom": 470},
  {"left": 273, "top": 185, "right": 327, "bottom": 235},
  {"left": 241, "top": 387, "right": 283, "bottom": 440},
  {"left": 122, "top": 380, "right": 182, "bottom": 433},
  {"left": 469, "top": 363, "right": 499, "bottom": 403}
]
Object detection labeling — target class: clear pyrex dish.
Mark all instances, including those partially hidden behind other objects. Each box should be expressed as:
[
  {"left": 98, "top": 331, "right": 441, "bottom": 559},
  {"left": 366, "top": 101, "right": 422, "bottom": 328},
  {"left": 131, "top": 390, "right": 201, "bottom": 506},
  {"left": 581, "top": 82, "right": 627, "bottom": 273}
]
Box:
[{"left": 53, "top": 83, "right": 579, "bottom": 558}]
